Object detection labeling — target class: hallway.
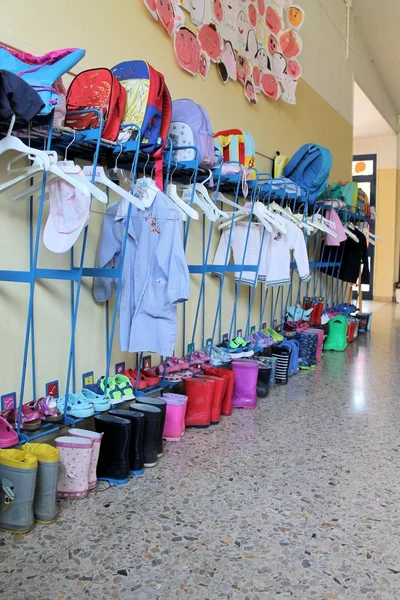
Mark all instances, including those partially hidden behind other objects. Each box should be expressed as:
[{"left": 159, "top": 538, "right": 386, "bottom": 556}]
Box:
[{"left": 1, "top": 302, "right": 400, "bottom": 600}]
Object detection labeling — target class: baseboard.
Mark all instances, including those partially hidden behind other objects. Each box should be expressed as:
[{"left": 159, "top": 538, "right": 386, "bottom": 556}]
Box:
[{"left": 373, "top": 296, "right": 394, "bottom": 302}]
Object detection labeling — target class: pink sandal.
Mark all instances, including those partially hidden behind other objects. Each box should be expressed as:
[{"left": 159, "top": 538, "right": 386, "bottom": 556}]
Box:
[
  {"left": 158, "top": 357, "right": 190, "bottom": 374},
  {"left": 2, "top": 404, "right": 42, "bottom": 431},
  {"left": 180, "top": 370, "right": 193, "bottom": 380},
  {"left": 29, "top": 396, "right": 62, "bottom": 423},
  {"left": 165, "top": 373, "right": 183, "bottom": 383},
  {"left": 188, "top": 351, "right": 211, "bottom": 365}
]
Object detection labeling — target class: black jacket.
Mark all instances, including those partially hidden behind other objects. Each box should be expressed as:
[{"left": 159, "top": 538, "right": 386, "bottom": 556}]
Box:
[
  {"left": 322, "top": 229, "right": 370, "bottom": 284},
  {"left": 0, "top": 70, "right": 44, "bottom": 122}
]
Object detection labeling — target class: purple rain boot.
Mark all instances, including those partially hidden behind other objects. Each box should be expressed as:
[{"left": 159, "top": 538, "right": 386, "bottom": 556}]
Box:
[{"left": 231, "top": 360, "right": 259, "bottom": 409}]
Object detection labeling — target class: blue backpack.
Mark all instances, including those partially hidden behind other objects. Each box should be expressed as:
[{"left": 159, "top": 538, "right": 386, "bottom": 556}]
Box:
[{"left": 283, "top": 144, "right": 332, "bottom": 204}]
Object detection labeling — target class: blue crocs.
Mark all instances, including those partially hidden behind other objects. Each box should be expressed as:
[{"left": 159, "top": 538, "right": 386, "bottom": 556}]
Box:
[
  {"left": 76, "top": 389, "right": 111, "bottom": 413},
  {"left": 56, "top": 393, "right": 95, "bottom": 419}
]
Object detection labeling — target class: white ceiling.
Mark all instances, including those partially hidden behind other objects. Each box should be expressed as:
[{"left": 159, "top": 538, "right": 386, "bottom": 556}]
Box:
[
  {"left": 354, "top": 0, "right": 400, "bottom": 112},
  {"left": 353, "top": 83, "right": 395, "bottom": 139}
]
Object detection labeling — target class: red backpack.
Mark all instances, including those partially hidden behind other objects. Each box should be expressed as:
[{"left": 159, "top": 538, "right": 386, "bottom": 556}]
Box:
[
  {"left": 65, "top": 68, "right": 126, "bottom": 142},
  {"left": 111, "top": 61, "right": 172, "bottom": 190}
]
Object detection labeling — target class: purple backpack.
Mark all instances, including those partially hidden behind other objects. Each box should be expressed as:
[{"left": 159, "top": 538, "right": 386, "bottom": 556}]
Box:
[{"left": 169, "top": 99, "right": 215, "bottom": 168}]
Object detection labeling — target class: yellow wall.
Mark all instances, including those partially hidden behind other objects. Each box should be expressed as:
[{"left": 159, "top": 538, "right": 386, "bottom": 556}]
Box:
[
  {"left": 0, "top": 1, "right": 353, "bottom": 399},
  {"left": 375, "top": 169, "right": 397, "bottom": 300}
]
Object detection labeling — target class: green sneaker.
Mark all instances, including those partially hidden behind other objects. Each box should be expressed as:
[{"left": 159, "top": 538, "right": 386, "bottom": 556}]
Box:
[
  {"left": 98, "top": 375, "right": 135, "bottom": 405},
  {"left": 262, "top": 328, "right": 284, "bottom": 343}
]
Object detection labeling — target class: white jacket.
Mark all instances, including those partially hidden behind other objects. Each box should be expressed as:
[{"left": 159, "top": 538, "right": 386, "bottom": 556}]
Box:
[
  {"left": 212, "top": 222, "right": 266, "bottom": 286},
  {"left": 261, "top": 220, "right": 311, "bottom": 287}
]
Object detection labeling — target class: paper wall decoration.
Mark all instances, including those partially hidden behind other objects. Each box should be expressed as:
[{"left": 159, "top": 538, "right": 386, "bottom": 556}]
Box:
[{"left": 143, "top": 0, "right": 305, "bottom": 105}]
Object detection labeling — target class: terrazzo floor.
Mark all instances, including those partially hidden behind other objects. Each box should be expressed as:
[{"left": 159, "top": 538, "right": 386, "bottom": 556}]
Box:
[{"left": 2, "top": 302, "right": 400, "bottom": 600}]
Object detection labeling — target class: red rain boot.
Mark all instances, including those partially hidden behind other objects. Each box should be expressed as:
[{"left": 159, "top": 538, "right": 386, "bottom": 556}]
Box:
[
  {"left": 196, "top": 375, "right": 226, "bottom": 424},
  {"left": 184, "top": 378, "right": 215, "bottom": 428},
  {"left": 203, "top": 366, "right": 235, "bottom": 417}
]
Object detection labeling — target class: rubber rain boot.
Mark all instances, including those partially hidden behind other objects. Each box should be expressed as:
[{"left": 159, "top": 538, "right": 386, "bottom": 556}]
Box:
[
  {"left": 162, "top": 393, "right": 188, "bottom": 438},
  {"left": 55, "top": 436, "right": 93, "bottom": 499},
  {"left": 0, "top": 449, "right": 37, "bottom": 533},
  {"left": 324, "top": 316, "right": 348, "bottom": 351},
  {"left": 203, "top": 366, "right": 235, "bottom": 417},
  {"left": 256, "top": 365, "right": 272, "bottom": 398},
  {"left": 231, "top": 360, "right": 259, "bottom": 408},
  {"left": 129, "top": 404, "right": 161, "bottom": 468},
  {"left": 94, "top": 414, "right": 131, "bottom": 484},
  {"left": 184, "top": 378, "right": 215, "bottom": 427},
  {"left": 136, "top": 397, "right": 167, "bottom": 458},
  {"left": 21, "top": 443, "right": 59, "bottom": 524},
  {"left": 68, "top": 429, "right": 103, "bottom": 489},
  {"left": 109, "top": 409, "right": 145, "bottom": 476},
  {"left": 196, "top": 375, "right": 226, "bottom": 424}
]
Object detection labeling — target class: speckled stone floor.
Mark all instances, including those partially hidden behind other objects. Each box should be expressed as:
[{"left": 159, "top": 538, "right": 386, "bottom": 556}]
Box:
[{"left": 1, "top": 302, "right": 400, "bottom": 600}]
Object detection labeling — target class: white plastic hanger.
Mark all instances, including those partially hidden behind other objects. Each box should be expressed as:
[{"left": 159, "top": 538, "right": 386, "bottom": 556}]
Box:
[
  {"left": 167, "top": 183, "right": 199, "bottom": 220},
  {"left": 82, "top": 165, "right": 144, "bottom": 210},
  {"left": 293, "top": 212, "right": 315, "bottom": 234},
  {"left": 134, "top": 177, "right": 159, "bottom": 209},
  {"left": 343, "top": 225, "right": 359, "bottom": 242}
]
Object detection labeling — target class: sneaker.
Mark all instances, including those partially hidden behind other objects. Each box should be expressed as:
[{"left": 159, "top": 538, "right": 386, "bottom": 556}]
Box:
[
  {"left": 232, "top": 337, "right": 254, "bottom": 357},
  {"left": 219, "top": 340, "right": 254, "bottom": 358},
  {"left": 262, "top": 327, "right": 284, "bottom": 343},
  {"left": 98, "top": 375, "right": 135, "bottom": 405},
  {"left": 202, "top": 343, "right": 231, "bottom": 365}
]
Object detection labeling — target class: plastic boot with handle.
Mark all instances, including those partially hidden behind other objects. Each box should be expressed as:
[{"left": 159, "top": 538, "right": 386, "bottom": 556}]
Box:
[
  {"left": 129, "top": 404, "right": 161, "bottom": 468},
  {"left": 256, "top": 365, "right": 272, "bottom": 398},
  {"left": 21, "top": 443, "right": 59, "bottom": 524},
  {"left": 196, "top": 375, "right": 226, "bottom": 424},
  {"left": 55, "top": 436, "right": 93, "bottom": 499},
  {"left": 0, "top": 449, "right": 37, "bottom": 533},
  {"left": 203, "top": 365, "right": 235, "bottom": 416},
  {"left": 68, "top": 429, "right": 103, "bottom": 489},
  {"left": 135, "top": 397, "right": 166, "bottom": 458},
  {"left": 109, "top": 409, "right": 145, "bottom": 476},
  {"left": 184, "top": 378, "right": 215, "bottom": 427},
  {"left": 231, "top": 360, "right": 259, "bottom": 408},
  {"left": 324, "top": 316, "right": 348, "bottom": 351},
  {"left": 162, "top": 393, "right": 188, "bottom": 439},
  {"left": 94, "top": 414, "right": 131, "bottom": 484}
]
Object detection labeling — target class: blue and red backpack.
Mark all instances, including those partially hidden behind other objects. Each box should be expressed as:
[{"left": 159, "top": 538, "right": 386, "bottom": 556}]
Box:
[{"left": 111, "top": 60, "right": 172, "bottom": 190}]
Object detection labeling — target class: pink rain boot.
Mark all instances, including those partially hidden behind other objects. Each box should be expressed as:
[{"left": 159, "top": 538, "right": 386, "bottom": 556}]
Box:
[
  {"left": 55, "top": 436, "right": 93, "bottom": 499},
  {"left": 68, "top": 429, "right": 103, "bottom": 490},
  {"left": 162, "top": 393, "right": 188, "bottom": 438},
  {"left": 231, "top": 360, "right": 259, "bottom": 409}
]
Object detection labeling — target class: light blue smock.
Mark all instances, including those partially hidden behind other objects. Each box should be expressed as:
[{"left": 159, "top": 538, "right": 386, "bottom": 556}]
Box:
[{"left": 93, "top": 192, "right": 190, "bottom": 357}]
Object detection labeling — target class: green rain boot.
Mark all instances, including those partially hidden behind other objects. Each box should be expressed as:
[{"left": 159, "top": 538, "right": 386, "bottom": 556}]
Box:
[
  {"left": 324, "top": 316, "right": 348, "bottom": 352},
  {"left": 0, "top": 449, "right": 38, "bottom": 533},
  {"left": 22, "top": 443, "right": 60, "bottom": 524}
]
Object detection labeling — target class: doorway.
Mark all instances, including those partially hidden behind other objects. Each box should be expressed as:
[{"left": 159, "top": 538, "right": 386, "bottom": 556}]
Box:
[{"left": 352, "top": 154, "right": 376, "bottom": 300}]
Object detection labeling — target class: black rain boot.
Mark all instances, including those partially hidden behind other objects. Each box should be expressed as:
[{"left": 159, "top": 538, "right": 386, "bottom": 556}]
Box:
[
  {"left": 108, "top": 409, "right": 145, "bottom": 476},
  {"left": 94, "top": 414, "right": 131, "bottom": 485},
  {"left": 256, "top": 366, "right": 272, "bottom": 398},
  {"left": 135, "top": 397, "right": 166, "bottom": 458},
  {"left": 129, "top": 404, "right": 161, "bottom": 468}
]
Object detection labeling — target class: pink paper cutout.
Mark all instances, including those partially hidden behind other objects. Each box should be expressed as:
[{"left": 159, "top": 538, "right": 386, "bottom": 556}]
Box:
[
  {"left": 174, "top": 26, "right": 201, "bottom": 75},
  {"left": 198, "top": 23, "right": 223, "bottom": 62}
]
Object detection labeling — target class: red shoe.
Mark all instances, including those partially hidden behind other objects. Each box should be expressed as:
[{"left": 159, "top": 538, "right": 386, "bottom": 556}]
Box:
[
  {"left": 196, "top": 375, "right": 226, "bottom": 424},
  {"left": 125, "top": 368, "right": 160, "bottom": 390},
  {"left": 184, "top": 378, "right": 214, "bottom": 427}
]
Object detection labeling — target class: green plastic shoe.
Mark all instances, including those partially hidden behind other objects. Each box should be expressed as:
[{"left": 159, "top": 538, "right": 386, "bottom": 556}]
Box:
[
  {"left": 324, "top": 316, "right": 348, "bottom": 352},
  {"left": 99, "top": 375, "right": 135, "bottom": 405}
]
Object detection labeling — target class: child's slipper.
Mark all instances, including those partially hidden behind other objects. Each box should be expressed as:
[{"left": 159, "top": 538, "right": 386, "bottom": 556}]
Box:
[
  {"left": 165, "top": 374, "right": 183, "bottom": 383},
  {"left": 77, "top": 389, "right": 111, "bottom": 412},
  {"left": 125, "top": 368, "right": 160, "bottom": 390},
  {"left": 3, "top": 405, "right": 42, "bottom": 431},
  {"left": 56, "top": 393, "right": 95, "bottom": 419},
  {"left": 0, "top": 415, "right": 19, "bottom": 448},
  {"left": 180, "top": 370, "right": 193, "bottom": 379},
  {"left": 29, "top": 396, "right": 62, "bottom": 423}
]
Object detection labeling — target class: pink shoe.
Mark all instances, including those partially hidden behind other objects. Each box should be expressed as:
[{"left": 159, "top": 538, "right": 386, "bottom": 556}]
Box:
[
  {"left": 0, "top": 415, "right": 19, "bottom": 448},
  {"left": 2, "top": 404, "right": 42, "bottom": 431},
  {"left": 158, "top": 357, "right": 190, "bottom": 374},
  {"left": 55, "top": 436, "right": 93, "bottom": 499},
  {"left": 29, "top": 396, "right": 62, "bottom": 423},
  {"left": 188, "top": 351, "right": 211, "bottom": 365}
]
